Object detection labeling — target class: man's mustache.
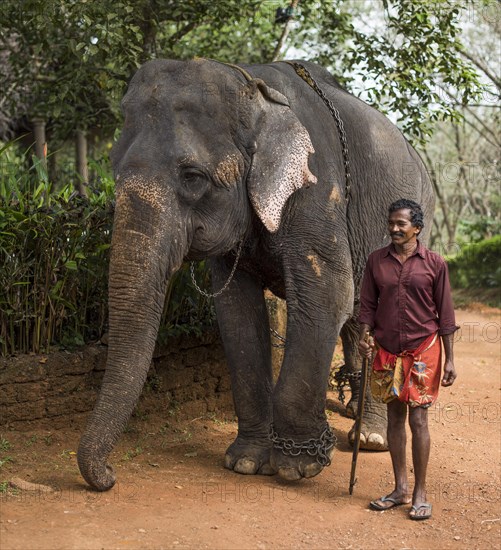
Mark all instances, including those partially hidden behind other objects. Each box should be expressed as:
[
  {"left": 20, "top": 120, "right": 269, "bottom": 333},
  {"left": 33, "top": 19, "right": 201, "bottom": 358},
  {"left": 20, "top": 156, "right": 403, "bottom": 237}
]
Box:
[{"left": 390, "top": 232, "right": 405, "bottom": 237}]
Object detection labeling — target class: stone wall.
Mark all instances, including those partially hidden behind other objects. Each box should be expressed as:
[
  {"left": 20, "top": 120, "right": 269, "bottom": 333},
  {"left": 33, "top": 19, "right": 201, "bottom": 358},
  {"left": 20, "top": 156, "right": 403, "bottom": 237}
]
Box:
[{"left": 0, "top": 331, "right": 233, "bottom": 430}]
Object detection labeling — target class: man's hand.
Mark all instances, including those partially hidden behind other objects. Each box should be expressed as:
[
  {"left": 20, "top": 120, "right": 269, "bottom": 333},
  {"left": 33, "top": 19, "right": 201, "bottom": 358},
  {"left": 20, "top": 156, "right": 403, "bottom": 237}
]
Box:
[
  {"left": 441, "top": 359, "right": 457, "bottom": 386},
  {"left": 441, "top": 334, "right": 456, "bottom": 387},
  {"left": 358, "top": 324, "right": 374, "bottom": 358},
  {"left": 358, "top": 336, "right": 375, "bottom": 358}
]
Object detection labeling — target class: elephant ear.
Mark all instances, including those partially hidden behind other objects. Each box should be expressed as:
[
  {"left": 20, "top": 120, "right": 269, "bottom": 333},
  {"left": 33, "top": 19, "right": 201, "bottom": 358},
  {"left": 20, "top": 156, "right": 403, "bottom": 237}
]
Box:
[{"left": 244, "top": 80, "right": 317, "bottom": 233}]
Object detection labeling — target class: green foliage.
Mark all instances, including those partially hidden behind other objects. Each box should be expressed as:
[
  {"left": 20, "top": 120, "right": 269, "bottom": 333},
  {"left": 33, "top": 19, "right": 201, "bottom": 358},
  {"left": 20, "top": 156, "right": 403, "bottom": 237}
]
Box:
[
  {"left": 166, "top": 1, "right": 281, "bottom": 63},
  {"left": 0, "top": 146, "right": 216, "bottom": 356},
  {"left": 458, "top": 216, "right": 501, "bottom": 244},
  {"left": 293, "top": 0, "right": 484, "bottom": 144},
  {"left": 0, "top": 436, "right": 13, "bottom": 470},
  {"left": 158, "top": 261, "right": 216, "bottom": 343},
  {"left": 0, "top": 0, "right": 486, "bottom": 145},
  {"left": 447, "top": 236, "right": 501, "bottom": 290},
  {"left": 0, "top": 157, "right": 113, "bottom": 355},
  {"left": 0, "top": 0, "right": 144, "bottom": 139},
  {"left": 455, "top": 190, "right": 501, "bottom": 243},
  {"left": 0, "top": 0, "right": 281, "bottom": 142}
]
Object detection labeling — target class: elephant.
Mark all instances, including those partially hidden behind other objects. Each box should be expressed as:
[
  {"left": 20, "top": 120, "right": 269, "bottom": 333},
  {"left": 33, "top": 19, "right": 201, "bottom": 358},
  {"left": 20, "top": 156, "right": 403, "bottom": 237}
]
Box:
[{"left": 77, "top": 58, "right": 434, "bottom": 491}]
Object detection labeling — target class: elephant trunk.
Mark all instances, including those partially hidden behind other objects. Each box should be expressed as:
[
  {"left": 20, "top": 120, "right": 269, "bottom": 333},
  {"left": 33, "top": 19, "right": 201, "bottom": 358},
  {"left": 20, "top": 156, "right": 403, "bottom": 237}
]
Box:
[{"left": 78, "top": 182, "right": 185, "bottom": 491}]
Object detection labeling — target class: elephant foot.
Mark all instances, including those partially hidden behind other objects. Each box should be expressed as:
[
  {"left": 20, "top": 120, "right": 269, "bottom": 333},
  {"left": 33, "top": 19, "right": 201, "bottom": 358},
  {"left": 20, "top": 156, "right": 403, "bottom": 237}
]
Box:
[
  {"left": 270, "top": 447, "right": 334, "bottom": 481},
  {"left": 348, "top": 422, "right": 388, "bottom": 451},
  {"left": 345, "top": 397, "right": 357, "bottom": 419},
  {"left": 269, "top": 424, "right": 336, "bottom": 481},
  {"left": 224, "top": 435, "right": 276, "bottom": 475}
]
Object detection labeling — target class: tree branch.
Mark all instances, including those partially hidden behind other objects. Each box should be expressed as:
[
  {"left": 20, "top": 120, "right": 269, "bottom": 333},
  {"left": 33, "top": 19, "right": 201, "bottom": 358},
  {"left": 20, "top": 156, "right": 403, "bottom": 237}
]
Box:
[
  {"left": 168, "top": 21, "right": 199, "bottom": 46},
  {"left": 460, "top": 49, "right": 501, "bottom": 91},
  {"left": 271, "top": 0, "right": 300, "bottom": 62},
  {"left": 423, "top": 147, "right": 455, "bottom": 243},
  {"left": 437, "top": 84, "right": 501, "bottom": 147}
]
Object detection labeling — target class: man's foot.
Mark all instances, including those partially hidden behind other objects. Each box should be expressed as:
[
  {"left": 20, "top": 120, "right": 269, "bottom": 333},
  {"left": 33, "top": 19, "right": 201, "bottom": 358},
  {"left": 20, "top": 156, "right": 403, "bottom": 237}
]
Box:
[
  {"left": 369, "top": 493, "right": 411, "bottom": 511},
  {"left": 409, "top": 502, "right": 432, "bottom": 520}
]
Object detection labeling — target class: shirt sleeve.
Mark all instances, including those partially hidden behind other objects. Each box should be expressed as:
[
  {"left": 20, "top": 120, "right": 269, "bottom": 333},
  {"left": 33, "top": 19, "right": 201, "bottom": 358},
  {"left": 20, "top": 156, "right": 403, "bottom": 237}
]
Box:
[
  {"left": 433, "top": 259, "right": 459, "bottom": 335},
  {"left": 358, "top": 254, "right": 379, "bottom": 329}
]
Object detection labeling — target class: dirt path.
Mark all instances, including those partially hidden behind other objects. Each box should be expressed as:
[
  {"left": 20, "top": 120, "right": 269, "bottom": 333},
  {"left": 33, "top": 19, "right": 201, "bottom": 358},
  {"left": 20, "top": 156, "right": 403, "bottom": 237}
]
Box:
[{"left": 1, "top": 308, "right": 500, "bottom": 550}]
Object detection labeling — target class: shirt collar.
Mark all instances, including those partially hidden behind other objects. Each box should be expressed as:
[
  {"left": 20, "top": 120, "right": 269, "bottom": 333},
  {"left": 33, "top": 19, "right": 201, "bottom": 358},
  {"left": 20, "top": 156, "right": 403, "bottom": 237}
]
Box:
[
  {"left": 384, "top": 239, "right": 426, "bottom": 259},
  {"left": 415, "top": 240, "right": 426, "bottom": 258}
]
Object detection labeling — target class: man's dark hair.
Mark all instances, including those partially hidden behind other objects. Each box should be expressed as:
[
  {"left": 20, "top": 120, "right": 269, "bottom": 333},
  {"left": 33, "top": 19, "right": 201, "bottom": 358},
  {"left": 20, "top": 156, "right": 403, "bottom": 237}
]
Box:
[{"left": 388, "top": 199, "right": 424, "bottom": 229}]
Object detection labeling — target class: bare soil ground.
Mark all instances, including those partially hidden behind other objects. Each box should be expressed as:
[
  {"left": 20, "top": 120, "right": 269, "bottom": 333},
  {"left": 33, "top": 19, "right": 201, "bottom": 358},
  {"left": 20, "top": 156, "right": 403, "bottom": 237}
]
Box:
[{"left": 1, "top": 307, "right": 500, "bottom": 550}]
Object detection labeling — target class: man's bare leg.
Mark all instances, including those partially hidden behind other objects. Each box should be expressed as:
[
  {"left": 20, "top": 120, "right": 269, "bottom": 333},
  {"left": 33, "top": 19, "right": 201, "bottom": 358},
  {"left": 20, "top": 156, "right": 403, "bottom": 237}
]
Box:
[
  {"left": 408, "top": 406, "right": 431, "bottom": 518},
  {"left": 371, "top": 399, "right": 411, "bottom": 508}
]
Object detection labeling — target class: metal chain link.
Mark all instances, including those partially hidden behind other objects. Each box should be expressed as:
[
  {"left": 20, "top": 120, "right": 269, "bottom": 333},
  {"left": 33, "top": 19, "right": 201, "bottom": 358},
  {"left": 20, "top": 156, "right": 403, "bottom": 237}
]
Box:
[
  {"left": 190, "top": 240, "right": 243, "bottom": 299},
  {"left": 286, "top": 62, "right": 368, "bottom": 285},
  {"left": 331, "top": 364, "right": 361, "bottom": 405},
  {"left": 287, "top": 62, "right": 352, "bottom": 203},
  {"left": 270, "top": 327, "right": 286, "bottom": 349},
  {"left": 269, "top": 424, "right": 337, "bottom": 467}
]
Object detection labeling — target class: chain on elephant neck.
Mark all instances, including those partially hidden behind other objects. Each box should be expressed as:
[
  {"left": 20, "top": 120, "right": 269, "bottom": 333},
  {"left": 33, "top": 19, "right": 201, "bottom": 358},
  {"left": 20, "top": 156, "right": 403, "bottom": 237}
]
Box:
[
  {"left": 284, "top": 61, "right": 352, "bottom": 204},
  {"left": 190, "top": 240, "right": 244, "bottom": 299},
  {"left": 284, "top": 61, "right": 366, "bottom": 284}
]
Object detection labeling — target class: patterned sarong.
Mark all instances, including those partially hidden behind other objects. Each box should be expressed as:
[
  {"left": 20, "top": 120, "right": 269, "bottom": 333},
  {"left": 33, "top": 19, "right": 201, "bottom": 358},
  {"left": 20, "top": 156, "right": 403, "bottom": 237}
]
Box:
[{"left": 370, "top": 332, "right": 441, "bottom": 408}]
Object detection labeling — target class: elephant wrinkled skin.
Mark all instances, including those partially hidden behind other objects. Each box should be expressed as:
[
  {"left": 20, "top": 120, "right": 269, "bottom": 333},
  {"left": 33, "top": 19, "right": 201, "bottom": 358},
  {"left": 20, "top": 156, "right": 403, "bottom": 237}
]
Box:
[{"left": 77, "top": 59, "right": 434, "bottom": 491}]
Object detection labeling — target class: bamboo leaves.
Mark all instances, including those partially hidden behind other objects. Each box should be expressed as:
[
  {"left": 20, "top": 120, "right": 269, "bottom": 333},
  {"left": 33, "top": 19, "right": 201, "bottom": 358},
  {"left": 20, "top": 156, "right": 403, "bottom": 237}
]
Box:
[{"left": 0, "top": 149, "right": 216, "bottom": 355}]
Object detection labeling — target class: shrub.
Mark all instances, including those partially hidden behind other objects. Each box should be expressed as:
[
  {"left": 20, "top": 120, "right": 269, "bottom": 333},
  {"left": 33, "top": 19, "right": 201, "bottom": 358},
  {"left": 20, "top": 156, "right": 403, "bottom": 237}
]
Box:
[
  {"left": 0, "top": 156, "right": 113, "bottom": 354},
  {"left": 447, "top": 236, "right": 501, "bottom": 290},
  {"left": 0, "top": 146, "right": 215, "bottom": 355}
]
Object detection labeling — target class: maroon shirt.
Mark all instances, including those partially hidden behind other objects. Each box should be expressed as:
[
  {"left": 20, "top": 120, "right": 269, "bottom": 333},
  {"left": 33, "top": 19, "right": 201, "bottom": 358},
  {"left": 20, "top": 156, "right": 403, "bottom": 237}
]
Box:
[{"left": 358, "top": 241, "right": 458, "bottom": 355}]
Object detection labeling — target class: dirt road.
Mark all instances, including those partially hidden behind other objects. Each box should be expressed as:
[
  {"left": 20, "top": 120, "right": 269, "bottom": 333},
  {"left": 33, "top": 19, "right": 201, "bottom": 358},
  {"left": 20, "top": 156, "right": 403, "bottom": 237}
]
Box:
[{"left": 1, "top": 307, "right": 500, "bottom": 549}]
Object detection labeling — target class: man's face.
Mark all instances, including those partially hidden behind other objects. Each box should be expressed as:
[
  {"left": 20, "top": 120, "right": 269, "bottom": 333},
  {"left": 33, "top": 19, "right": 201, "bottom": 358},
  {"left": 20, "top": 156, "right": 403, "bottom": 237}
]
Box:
[{"left": 388, "top": 208, "right": 420, "bottom": 246}]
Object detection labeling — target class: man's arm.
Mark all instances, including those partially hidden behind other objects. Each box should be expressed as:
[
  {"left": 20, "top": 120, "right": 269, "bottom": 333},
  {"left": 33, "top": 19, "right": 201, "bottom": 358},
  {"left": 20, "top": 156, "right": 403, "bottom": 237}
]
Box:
[
  {"left": 433, "top": 259, "right": 459, "bottom": 386},
  {"left": 433, "top": 260, "right": 460, "bottom": 336},
  {"left": 441, "top": 333, "right": 457, "bottom": 386}
]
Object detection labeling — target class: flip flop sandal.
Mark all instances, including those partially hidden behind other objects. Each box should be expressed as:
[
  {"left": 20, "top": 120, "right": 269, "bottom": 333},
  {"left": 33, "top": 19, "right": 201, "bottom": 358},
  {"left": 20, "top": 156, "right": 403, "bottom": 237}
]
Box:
[
  {"left": 409, "top": 503, "right": 432, "bottom": 520},
  {"left": 369, "top": 495, "right": 409, "bottom": 511}
]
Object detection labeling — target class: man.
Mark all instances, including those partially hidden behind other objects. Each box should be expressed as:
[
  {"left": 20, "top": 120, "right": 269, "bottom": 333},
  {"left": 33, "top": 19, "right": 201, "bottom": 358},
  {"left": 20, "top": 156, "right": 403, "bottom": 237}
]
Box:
[{"left": 358, "top": 198, "right": 458, "bottom": 520}]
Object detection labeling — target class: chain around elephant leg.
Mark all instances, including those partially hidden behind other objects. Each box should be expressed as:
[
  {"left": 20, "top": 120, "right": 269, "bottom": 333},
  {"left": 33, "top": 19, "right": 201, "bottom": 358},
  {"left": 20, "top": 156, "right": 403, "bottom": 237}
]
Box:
[
  {"left": 332, "top": 364, "right": 361, "bottom": 417},
  {"left": 268, "top": 423, "right": 337, "bottom": 481}
]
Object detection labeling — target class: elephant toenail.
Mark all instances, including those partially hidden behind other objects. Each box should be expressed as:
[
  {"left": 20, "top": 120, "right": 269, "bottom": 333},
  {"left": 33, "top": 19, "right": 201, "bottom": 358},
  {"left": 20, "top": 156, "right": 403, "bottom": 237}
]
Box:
[
  {"left": 348, "top": 430, "right": 366, "bottom": 445},
  {"left": 364, "top": 433, "right": 387, "bottom": 450},
  {"left": 368, "top": 433, "right": 385, "bottom": 447},
  {"left": 302, "top": 462, "right": 323, "bottom": 478},
  {"left": 278, "top": 468, "right": 302, "bottom": 481},
  {"left": 258, "top": 463, "right": 277, "bottom": 476},
  {"left": 234, "top": 458, "right": 258, "bottom": 475}
]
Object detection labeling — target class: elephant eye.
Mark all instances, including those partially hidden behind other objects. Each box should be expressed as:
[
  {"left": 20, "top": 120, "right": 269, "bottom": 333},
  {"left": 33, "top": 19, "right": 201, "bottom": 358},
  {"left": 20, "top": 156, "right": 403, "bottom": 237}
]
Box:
[
  {"left": 179, "top": 168, "right": 210, "bottom": 202},
  {"left": 182, "top": 168, "right": 206, "bottom": 185}
]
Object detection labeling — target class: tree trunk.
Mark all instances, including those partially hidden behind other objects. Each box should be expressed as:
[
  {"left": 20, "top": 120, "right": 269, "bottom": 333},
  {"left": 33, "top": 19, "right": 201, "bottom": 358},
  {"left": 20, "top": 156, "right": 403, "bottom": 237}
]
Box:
[
  {"left": 76, "top": 130, "right": 88, "bottom": 197},
  {"left": 32, "top": 118, "right": 46, "bottom": 169}
]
